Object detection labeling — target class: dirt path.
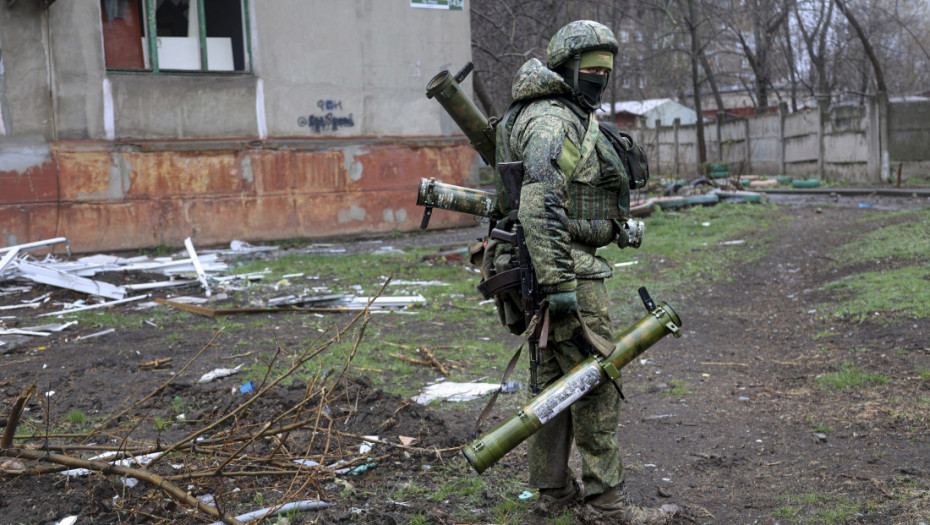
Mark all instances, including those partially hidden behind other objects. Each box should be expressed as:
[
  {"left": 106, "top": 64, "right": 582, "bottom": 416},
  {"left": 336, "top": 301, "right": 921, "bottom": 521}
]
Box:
[{"left": 619, "top": 204, "right": 929, "bottom": 524}]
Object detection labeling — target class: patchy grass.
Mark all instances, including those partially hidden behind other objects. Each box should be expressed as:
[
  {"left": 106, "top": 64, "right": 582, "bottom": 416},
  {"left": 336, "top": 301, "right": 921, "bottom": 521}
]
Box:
[
  {"left": 65, "top": 409, "right": 87, "bottom": 425},
  {"left": 663, "top": 378, "right": 691, "bottom": 397},
  {"left": 772, "top": 492, "right": 867, "bottom": 524},
  {"left": 816, "top": 361, "right": 889, "bottom": 390},
  {"left": 820, "top": 266, "right": 930, "bottom": 322},
  {"left": 812, "top": 207, "right": 930, "bottom": 324},
  {"left": 837, "top": 208, "right": 930, "bottom": 264}
]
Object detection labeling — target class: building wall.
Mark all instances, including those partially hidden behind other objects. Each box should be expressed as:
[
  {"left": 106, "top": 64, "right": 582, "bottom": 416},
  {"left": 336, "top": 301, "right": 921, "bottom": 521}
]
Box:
[{"left": 0, "top": 0, "right": 477, "bottom": 253}]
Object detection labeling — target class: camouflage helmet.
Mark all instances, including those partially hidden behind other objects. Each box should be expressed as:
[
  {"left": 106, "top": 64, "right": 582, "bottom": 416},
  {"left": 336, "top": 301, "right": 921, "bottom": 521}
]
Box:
[{"left": 546, "top": 20, "right": 619, "bottom": 70}]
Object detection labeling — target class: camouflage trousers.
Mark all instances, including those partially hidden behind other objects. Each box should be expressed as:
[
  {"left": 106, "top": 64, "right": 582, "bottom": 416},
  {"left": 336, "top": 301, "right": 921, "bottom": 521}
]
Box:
[{"left": 528, "top": 278, "right": 624, "bottom": 498}]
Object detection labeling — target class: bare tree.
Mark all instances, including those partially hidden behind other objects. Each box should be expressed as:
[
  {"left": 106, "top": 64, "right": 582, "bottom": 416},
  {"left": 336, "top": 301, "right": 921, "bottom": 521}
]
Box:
[
  {"left": 794, "top": 0, "right": 836, "bottom": 106},
  {"left": 833, "top": 0, "right": 886, "bottom": 93},
  {"left": 470, "top": 0, "right": 572, "bottom": 115},
  {"left": 721, "top": 0, "right": 793, "bottom": 113}
]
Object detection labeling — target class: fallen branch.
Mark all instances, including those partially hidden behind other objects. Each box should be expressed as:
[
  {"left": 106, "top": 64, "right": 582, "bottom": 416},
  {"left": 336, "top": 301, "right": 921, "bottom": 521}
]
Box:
[
  {"left": 0, "top": 447, "right": 245, "bottom": 525},
  {"left": 419, "top": 346, "right": 450, "bottom": 376},
  {"left": 139, "top": 357, "right": 172, "bottom": 370}
]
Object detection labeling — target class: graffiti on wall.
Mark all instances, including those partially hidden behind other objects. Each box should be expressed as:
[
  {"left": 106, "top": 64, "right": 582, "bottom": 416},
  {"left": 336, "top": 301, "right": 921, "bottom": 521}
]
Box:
[{"left": 298, "top": 100, "right": 355, "bottom": 133}]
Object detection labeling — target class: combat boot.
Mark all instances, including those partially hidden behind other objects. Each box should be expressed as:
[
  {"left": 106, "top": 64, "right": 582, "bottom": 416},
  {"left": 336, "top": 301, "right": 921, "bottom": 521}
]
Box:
[
  {"left": 580, "top": 485, "right": 678, "bottom": 525},
  {"left": 532, "top": 478, "right": 581, "bottom": 517}
]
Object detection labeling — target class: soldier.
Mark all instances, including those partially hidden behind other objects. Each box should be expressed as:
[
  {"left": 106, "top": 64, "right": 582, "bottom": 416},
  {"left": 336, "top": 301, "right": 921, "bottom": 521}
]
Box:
[{"left": 496, "top": 20, "right": 678, "bottom": 524}]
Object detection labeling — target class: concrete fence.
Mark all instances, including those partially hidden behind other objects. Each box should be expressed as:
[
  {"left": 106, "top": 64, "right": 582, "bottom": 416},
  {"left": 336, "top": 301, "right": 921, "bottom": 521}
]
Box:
[{"left": 626, "top": 96, "right": 930, "bottom": 183}]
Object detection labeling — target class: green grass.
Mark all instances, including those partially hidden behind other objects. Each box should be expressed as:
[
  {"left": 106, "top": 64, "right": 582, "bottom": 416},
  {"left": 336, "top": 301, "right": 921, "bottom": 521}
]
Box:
[
  {"left": 919, "top": 368, "right": 930, "bottom": 380},
  {"left": 816, "top": 361, "right": 889, "bottom": 390},
  {"left": 663, "top": 378, "right": 691, "bottom": 396},
  {"left": 813, "top": 207, "right": 930, "bottom": 324},
  {"left": 772, "top": 492, "right": 864, "bottom": 524},
  {"left": 65, "top": 409, "right": 86, "bottom": 425},
  {"left": 810, "top": 421, "right": 833, "bottom": 433},
  {"left": 837, "top": 208, "right": 930, "bottom": 264},
  {"left": 820, "top": 266, "right": 930, "bottom": 322}
]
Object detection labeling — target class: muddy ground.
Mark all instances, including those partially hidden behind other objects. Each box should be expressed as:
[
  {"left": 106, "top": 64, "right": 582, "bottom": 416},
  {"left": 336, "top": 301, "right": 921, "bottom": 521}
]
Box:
[{"left": 1, "top": 191, "right": 929, "bottom": 525}]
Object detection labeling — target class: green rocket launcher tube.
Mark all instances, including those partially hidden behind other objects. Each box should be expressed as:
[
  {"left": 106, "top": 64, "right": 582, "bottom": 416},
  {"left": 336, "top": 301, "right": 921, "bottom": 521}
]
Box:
[
  {"left": 416, "top": 177, "right": 502, "bottom": 221},
  {"left": 425, "top": 63, "right": 497, "bottom": 167},
  {"left": 462, "top": 300, "right": 682, "bottom": 474}
]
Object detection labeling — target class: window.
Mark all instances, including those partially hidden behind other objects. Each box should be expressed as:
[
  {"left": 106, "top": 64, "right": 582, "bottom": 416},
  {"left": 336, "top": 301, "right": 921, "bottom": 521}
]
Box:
[
  {"left": 101, "top": 0, "right": 251, "bottom": 73},
  {"left": 638, "top": 76, "right": 646, "bottom": 89},
  {"left": 622, "top": 77, "right": 631, "bottom": 88},
  {"left": 634, "top": 31, "right": 643, "bottom": 43},
  {"left": 619, "top": 30, "right": 629, "bottom": 43}
]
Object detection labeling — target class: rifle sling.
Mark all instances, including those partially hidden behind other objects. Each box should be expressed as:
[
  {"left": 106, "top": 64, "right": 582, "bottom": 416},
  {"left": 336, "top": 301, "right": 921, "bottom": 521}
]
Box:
[{"left": 471, "top": 306, "right": 548, "bottom": 437}]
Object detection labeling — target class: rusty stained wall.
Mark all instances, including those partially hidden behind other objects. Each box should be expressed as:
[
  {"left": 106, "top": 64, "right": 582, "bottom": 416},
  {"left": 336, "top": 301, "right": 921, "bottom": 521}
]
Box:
[{"left": 0, "top": 140, "right": 478, "bottom": 253}]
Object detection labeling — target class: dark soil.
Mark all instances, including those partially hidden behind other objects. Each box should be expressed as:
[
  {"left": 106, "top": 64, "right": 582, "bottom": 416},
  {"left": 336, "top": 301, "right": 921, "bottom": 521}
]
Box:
[{"left": 1, "top": 193, "right": 929, "bottom": 525}]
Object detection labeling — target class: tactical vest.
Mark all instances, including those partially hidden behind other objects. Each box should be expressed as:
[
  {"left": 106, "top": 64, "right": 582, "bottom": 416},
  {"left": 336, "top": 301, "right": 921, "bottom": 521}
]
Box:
[{"left": 493, "top": 96, "right": 648, "bottom": 221}]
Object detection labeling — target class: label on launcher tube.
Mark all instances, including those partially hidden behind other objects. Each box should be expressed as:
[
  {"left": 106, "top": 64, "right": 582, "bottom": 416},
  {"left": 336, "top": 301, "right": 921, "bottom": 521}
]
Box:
[{"left": 533, "top": 366, "right": 602, "bottom": 425}]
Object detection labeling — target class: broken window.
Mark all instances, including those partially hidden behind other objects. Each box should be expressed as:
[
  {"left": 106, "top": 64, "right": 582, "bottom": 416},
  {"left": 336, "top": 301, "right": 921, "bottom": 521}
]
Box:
[{"left": 101, "top": 0, "right": 250, "bottom": 73}]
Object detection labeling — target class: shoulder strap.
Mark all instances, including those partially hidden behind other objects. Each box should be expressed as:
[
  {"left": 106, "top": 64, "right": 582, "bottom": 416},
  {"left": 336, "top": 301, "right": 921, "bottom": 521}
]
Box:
[{"left": 497, "top": 100, "right": 526, "bottom": 165}]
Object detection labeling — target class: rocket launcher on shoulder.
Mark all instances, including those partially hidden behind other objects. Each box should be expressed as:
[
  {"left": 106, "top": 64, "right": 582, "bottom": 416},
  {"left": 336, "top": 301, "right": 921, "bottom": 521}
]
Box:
[
  {"left": 462, "top": 288, "right": 683, "bottom": 474},
  {"left": 418, "top": 63, "right": 504, "bottom": 229}
]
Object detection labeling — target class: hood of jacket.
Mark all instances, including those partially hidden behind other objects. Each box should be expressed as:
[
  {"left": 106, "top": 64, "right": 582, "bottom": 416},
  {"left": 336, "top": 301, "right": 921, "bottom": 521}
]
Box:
[{"left": 511, "top": 58, "right": 572, "bottom": 102}]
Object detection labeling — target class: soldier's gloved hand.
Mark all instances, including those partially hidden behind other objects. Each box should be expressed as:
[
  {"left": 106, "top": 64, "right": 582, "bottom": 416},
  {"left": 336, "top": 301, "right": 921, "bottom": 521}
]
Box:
[
  {"left": 547, "top": 290, "right": 578, "bottom": 319},
  {"left": 616, "top": 218, "right": 645, "bottom": 249}
]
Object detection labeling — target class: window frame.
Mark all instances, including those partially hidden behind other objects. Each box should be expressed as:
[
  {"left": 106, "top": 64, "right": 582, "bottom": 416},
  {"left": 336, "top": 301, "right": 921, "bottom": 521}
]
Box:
[{"left": 104, "top": 0, "right": 253, "bottom": 75}]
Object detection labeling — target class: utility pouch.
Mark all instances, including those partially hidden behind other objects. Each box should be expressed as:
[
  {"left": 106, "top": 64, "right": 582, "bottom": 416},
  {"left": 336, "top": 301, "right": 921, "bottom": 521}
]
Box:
[{"left": 599, "top": 121, "right": 650, "bottom": 189}]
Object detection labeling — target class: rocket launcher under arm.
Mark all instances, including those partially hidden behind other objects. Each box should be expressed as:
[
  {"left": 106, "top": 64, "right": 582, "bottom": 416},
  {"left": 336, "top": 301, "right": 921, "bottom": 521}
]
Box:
[{"left": 462, "top": 290, "right": 682, "bottom": 474}]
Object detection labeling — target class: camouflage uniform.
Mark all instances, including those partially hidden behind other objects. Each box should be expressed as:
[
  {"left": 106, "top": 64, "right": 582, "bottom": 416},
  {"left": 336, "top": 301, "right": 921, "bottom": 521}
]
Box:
[{"left": 496, "top": 22, "right": 631, "bottom": 499}]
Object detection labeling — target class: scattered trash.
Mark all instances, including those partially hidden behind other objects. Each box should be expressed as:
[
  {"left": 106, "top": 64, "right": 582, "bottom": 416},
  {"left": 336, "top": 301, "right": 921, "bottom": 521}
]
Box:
[
  {"left": 411, "top": 382, "right": 500, "bottom": 404},
  {"left": 642, "top": 414, "right": 675, "bottom": 421},
  {"left": 350, "top": 462, "right": 378, "bottom": 475},
  {"left": 858, "top": 202, "right": 873, "bottom": 208},
  {"left": 17, "top": 261, "right": 126, "bottom": 300},
  {"left": 501, "top": 381, "right": 522, "bottom": 393},
  {"left": 227, "top": 240, "right": 279, "bottom": 253},
  {"left": 198, "top": 364, "right": 243, "bottom": 383},
  {"left": 80, "top": 328, "right": 116, "bottom": 340},
  {"left": 613, "top": 261, "right": 639, "bottom": 268},
  {"left": 205, "top": 500, "right": 333, "bottom": 525},
  {"left": 238, "top": 381, "right": 255, "bottom": 394},
  {"left": 60, "top": 451, "right": 160, "bottom": 477},
  {"left": 38, "top": 295, "right": 150, "bottom": 318},
  {"left": 518, "top": 490, "right": 534, "bottom": 500},
  {"left": 389, "top": 280, "right": 450, "bottom": 286},
  {"left": 184, "top": 237, "right": 212, "bottom": 297},
  {"left": 719, "top": 240, "right": 746, "bottom": 245},
  {"left": 53, "top": 517, "right": 78, "bottom": 525},
  {"left": 398, "top": 436, "right": 416, "bottom": 446},
  {"left": 359, "top": 435, "right": 379, "bottom": 455}
]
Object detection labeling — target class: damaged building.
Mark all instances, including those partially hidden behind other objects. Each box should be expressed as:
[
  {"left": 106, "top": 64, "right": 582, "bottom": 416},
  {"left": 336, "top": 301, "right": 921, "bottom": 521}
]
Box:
[{"left": 0, "top": 0, "right": 477, "bottom": 254}]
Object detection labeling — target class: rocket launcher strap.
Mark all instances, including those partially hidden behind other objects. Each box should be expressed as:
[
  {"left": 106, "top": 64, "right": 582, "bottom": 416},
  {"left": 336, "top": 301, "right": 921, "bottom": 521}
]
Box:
[{"left": 573, "top": 310, "right": 614, "bottom": 358}]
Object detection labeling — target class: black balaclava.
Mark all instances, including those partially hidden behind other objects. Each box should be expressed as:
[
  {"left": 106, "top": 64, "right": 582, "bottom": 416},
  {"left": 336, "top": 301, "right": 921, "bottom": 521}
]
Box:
[{"left": 559, "top": 55, "right": 610, "bottom": 111}]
